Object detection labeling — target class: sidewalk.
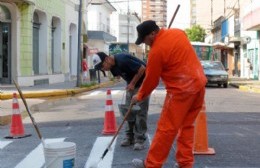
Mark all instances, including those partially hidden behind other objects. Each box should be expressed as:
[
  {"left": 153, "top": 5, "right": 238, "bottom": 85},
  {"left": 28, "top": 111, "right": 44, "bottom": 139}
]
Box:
[
  {"left": 0, "top": 77, "right": 119, "bottom": 125},
  {"left": 228, "top": 77, "right": 260, "bottom": 93},
  {"left": 0, "top": 77, "right": 116, "bottom": 100}
]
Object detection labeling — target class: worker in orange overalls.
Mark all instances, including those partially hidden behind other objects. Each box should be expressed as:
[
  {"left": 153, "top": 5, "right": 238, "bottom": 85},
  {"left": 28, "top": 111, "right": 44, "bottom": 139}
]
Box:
[{"left": 131, "top": 20, "right": 207, "bottom": 168}]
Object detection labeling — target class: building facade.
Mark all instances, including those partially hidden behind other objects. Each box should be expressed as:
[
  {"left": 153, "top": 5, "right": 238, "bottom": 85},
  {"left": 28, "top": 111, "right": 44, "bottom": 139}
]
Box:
[
  {"left": 141, "top": 0, "right": 167, "bottom": 28},
  {"left": 0, "top": 0, "right": 82, "bottom": 86},
  {"left": 242, "top": 0, "right": 260, "bottom": 80},
  {"left": 192, "top": 0, "right": 257, "bottom": 79},
  {"left": 190, "top": 0, "right": 226, "bottom": 34},
  {"left": 110, "top": 12, "right": 142, "bottom": 59},
  {"left": 86, "top": 1, "right": 117, "bottom": 69}
]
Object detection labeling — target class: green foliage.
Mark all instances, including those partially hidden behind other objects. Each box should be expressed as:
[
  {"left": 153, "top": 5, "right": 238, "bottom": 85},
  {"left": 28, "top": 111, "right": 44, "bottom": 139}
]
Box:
[
  {"left": 185, "top": 25, "right": 206, "bottom": 42},
  {"left": 80, "top": 81, "right": 97, "bottom": 88}
]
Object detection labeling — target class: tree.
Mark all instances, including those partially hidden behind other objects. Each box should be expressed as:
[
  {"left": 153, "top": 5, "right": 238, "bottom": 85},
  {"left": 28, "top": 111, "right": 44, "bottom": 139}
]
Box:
[{"left": 185, "top": 25, "right": 206, "bottom": 42}]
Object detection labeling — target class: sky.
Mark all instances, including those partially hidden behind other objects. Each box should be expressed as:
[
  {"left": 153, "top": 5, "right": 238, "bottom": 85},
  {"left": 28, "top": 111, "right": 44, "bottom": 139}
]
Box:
[{"left": 109, "top": 0, "right": 190, "bottom": 30}]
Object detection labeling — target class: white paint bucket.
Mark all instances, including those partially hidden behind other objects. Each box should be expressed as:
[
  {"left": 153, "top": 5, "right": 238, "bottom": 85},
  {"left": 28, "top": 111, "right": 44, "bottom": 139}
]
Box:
[{"left": 44, "top": 141, "right": 76, "bottom": 168}]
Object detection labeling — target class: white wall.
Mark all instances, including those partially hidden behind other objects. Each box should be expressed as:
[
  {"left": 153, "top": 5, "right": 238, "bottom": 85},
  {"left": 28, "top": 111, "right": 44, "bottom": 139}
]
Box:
[
  {"left": 111, "top": 12, "right": 140, "bottom": 44},
  {"left": 65, "top": 0, "right": 79, "bottom": 77},
  {"left": 87, "top": 4, "right": 114, "bottom": 32}
]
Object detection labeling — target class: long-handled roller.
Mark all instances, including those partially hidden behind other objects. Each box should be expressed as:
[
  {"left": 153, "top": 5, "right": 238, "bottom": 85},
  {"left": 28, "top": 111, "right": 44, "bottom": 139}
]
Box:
[
  {"left": 168, "top": 4, "right": 180, "bottom": 29},
  {"left": 13, "top": 79, "right": 46, "bottom": 147},
  {"left": 90, "top": 103, "right": 134, "bottom": 168}
]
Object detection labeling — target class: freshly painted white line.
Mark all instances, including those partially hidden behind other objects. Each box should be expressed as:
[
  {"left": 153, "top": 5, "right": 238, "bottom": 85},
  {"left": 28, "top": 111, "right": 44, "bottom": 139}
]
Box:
[
  {"left": 89, "top": 91, "right": 102, "bottom": 96},
  {"left": 15, "top": 138, "right": 65, "bottom": 168},
  {"left": 0, "top": 139, "right": 12, "bottom": 149},
  {"left": 78, "top": 91, "right": 102, "bottom": 99},
  {"left": 147, "top": 134, "right": 152, "bottom": 145},
  {"left": 85, "top": 136, "right": 117, "bottom": 168},
  {"left": 111, "top": 90, "right": 120, "bottom": 95}
]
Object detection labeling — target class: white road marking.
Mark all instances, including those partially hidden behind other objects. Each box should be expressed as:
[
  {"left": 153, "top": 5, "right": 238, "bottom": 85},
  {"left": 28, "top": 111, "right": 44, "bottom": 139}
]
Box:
[
  {"left": 147, "top": 134, "right": 152, "bottom": 145},
  {"left": 78, "top": 91, "right": 102, "bottom": 99},
  {"left": 0, "top": 139, "right": 12, "bottom": 149},
  {"left": 15, "top": 138, "right": 65, "bottom": 168},
  {"left": 85, "top": 136, "right": 117, "bottom": 168},
  {"left": 111, "top": 90, "right": 120, "bottom": 95},
  {"left": 89, "top": 91, "right": 102, "bottom": 96}
]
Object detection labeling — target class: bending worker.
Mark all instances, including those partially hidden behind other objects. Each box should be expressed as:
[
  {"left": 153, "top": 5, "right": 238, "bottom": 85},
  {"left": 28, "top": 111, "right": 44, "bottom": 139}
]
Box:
[
  {"left": 92, "top": 52, "right": 150, "bottom": 150},
  {"left": 131, "top": 20, "right": 207, "bottom": 168}
]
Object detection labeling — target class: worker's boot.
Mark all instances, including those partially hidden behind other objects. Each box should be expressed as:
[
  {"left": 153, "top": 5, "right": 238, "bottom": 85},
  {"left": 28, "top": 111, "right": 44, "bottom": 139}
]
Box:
[
  {"left": 132, "top": 158, "right": 145, "bottom": 168},
  {"left": 120, "top": 137, "right": 134, "bottom": 146},
  {"left": 133, "top": 141, "right": 145, "bottom": 150}
]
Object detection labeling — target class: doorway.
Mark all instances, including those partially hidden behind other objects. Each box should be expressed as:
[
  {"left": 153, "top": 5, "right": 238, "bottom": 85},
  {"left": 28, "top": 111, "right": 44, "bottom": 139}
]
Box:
[{"left": 0, "top": 22, "right": 11, "bottom": 84}]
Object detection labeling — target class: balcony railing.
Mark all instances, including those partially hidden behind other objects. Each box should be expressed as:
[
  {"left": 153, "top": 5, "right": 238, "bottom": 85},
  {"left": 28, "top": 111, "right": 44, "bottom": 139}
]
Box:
[{"left": 1, "top": 0, "right": 35, "bottom": 4}]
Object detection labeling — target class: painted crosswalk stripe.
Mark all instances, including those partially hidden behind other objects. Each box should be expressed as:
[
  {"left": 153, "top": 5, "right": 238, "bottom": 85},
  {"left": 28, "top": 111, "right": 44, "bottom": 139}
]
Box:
[
  {"left": 15, "top": 138, "right": 65, "bottom": 168},
  {"left": 85, "top": 136, "right": 117, "bottom": 168},
  {"left": 111, "top": 90, "right": 120, "bottom": 95},
  {"left": 147, "top": 134, "right": 152, "bottom": 145},
  {"left": 89, "top": 91, "right": 102, "bottom": 96},
  {"left": 79, "top": 91, "right": 102, "bottom": 99},
  {"left": 0, "top": 139, "right": 12, "bottom": 149}
]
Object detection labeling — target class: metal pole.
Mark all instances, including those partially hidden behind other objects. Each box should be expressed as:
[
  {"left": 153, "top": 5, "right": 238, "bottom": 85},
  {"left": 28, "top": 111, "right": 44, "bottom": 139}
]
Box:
[
  {"left": 77, "top": 0, "right": 83, "bottom": 87},
  {"left": 127, "top": 0, "right": 129, "bottom": 52}
]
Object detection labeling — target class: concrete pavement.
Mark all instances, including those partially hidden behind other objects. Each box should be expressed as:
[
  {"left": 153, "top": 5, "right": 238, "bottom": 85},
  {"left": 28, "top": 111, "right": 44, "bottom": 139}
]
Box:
[
  {"left": 0, "top": 77, "right": 119, "bottom": 125},
  {"left": 1, "top": 76, "right": 260, "bottom": 125}
]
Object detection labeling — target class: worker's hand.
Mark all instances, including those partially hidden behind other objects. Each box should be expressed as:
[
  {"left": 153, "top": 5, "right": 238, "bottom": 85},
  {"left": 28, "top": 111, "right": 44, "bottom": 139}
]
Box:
[
  {"left": 131, "top": 94, "right": 139, "bottom": 105},
  {"left": 126, "top": 83, "right": 135, "bottom": 91}
]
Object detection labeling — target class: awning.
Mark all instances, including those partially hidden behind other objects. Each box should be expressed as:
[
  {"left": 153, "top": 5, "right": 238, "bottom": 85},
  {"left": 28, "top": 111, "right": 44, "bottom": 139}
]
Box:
[
  {"left": 212, "top": 42, "right": 233, "bottom": 49},
  {"left": 228, "top": 36, "right": 242, "bottom": 43},
  {"left": 0, "top": 0, "right": 35, "bottom": 5}
]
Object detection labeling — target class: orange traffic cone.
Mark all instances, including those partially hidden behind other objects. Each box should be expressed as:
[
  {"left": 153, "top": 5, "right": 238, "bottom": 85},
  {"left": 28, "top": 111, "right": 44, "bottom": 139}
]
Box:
[
  {"left": 193, "top": 101, "right": 215, "bottom": 155},
  {"left": 5, "top": 93, "right": 31, "bottom": 139},
  {"left": 102, "top": 89, "right": 117, "bottom": 135}
]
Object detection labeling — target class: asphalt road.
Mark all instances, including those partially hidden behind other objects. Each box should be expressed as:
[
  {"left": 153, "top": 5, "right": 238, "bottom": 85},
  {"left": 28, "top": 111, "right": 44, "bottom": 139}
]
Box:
[{"left": 0, "top": 82, "right": 260, "bottom": 168}]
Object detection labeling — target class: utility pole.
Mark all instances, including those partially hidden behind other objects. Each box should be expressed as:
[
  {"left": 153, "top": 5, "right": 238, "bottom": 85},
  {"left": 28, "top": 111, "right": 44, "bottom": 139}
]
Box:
[
  {"left": 224, "top": 0, "right": 226, "bottom": 16},
  {"left": 127, "top": 0, "right": 130, "bottom": 52},
  {"left": 211, "top": 0, "right": 213, "bottom": 26},
  {"left": 77, "top": 0, "right": 83, "bottom": 87}
]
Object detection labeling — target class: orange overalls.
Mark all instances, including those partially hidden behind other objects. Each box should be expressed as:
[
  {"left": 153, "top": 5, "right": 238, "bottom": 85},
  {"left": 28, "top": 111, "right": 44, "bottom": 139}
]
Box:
[{"left": 137, "top": 29, "right": 207, "bottom": 168}]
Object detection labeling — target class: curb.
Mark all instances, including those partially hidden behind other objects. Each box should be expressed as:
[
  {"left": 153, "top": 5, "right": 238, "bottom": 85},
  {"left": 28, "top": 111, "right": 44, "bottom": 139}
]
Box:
[
  {"left": 239, "top": 85, "right": 260, "bottom": 93},
  {"left": 0, "top": 80, "right": 118, "bottom": 125},
  {"left": 0, "top": 80, "right": 116, "bottom": 100},
  {"left": 228, "top": 83, "right": 239, "bottom": 88}
]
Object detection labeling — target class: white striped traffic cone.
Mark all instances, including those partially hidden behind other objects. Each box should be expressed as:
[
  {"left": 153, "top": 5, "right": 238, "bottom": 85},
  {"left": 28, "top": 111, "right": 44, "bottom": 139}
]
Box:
[
  {"left": 102, "top": 89, "right": 117, "bottom": 135},
  {"left": 5, "top": 93, "right": 31, "bottom": 139}
]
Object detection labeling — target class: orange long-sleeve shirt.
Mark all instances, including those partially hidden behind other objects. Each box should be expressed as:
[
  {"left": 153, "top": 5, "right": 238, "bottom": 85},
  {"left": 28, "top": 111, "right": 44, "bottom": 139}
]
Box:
[{"left": 137, "top": 28, "right": 207, "bottom": 101}]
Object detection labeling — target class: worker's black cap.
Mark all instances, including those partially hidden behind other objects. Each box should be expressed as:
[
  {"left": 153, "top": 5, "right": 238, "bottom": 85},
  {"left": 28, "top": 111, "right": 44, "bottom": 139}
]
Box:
[{"left": 135, "top": 20, "right": 159, "bottom": 45}]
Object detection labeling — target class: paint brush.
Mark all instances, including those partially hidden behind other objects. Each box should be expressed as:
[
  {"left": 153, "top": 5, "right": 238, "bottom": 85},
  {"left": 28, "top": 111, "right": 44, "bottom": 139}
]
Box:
[
  {"left": 13, "top": 79, "right": 46, "bottom": 147},
  {"left": 93, "top": 103, "right": 134, "bottom": 166}
]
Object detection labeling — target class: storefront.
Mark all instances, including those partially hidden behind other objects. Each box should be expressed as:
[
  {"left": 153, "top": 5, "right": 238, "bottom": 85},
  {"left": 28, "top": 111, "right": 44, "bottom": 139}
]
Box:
[{"left": 242, "top": 1, "right": 260, "bottom": 80}]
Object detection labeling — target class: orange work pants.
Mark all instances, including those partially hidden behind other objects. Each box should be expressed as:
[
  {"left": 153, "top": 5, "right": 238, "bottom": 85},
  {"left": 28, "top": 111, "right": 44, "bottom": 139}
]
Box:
[{"left": 145, "top": 87, "right": 205, "bottom": 168}]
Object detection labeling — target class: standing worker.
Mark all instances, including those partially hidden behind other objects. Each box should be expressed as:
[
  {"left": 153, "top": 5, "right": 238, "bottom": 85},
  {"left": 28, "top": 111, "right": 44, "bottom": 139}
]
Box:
[
  {"left": 131, "top": 20, "right": 207, "bottom": 168},
  {"left": 92, "top": 52, "right": 150, "bottom": 150}
]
